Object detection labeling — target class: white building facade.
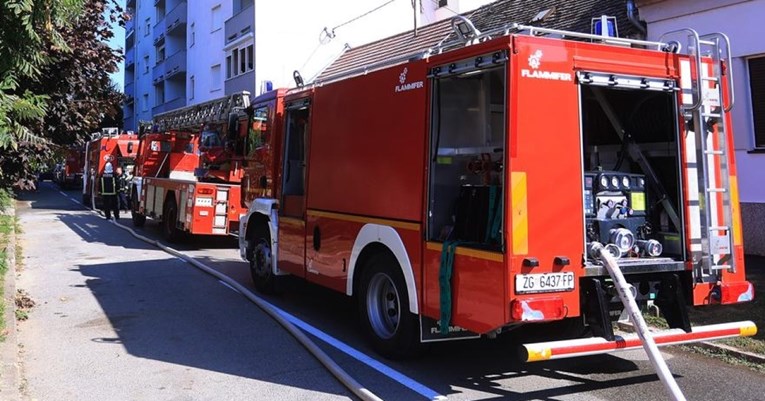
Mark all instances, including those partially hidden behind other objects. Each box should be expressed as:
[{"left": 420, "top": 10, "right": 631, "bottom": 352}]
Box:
[
  {"left": 637, "top": 0, "right": 765, "bottom": 255},
  {"left": 224, "top": 0, "right": 495, "bottom": 96}
]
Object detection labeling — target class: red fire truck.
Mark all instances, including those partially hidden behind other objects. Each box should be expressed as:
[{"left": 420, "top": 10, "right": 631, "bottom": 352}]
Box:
[
  {"left": 55, "top": 147, "right": 85, "bottom": 189},
  {"left": 129, "top": 93, "right": 250, "bottom": 242},
  {"left": 238, "top": 19, "right": 756, "bottom": 360},
  {"left": 83, "top": 128, "right": 139, "bottom": 207}
]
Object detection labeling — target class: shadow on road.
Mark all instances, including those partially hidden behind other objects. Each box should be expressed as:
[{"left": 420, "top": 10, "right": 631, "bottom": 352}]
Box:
[{"left": 76, "top": 256, "right": 348, "bottom": 397}]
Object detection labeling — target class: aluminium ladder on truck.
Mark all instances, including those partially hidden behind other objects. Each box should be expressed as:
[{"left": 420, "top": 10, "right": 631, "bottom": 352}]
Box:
[
  {"left": 660, "top": 30, "right": 737, "bottom": 282},
  {"left": 151, "top": 91, "right": 251, "bottom": 133}
]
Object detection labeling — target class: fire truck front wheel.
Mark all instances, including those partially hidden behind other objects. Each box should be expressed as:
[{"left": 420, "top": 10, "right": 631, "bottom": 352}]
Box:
[
  {"left": 249, "top": 238, "right": 280, "bottom": 294},
  {"left": 358, "top": 253, "right": 422, "bottom": 359}
]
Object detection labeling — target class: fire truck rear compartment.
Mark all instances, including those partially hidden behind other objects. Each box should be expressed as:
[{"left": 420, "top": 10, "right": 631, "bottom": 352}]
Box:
[
  {"left": 580, "top": 85, "right": 686, "bottom": 271},
  {"left": 579, "top": 84, "right": 693, "bottom": 337}
]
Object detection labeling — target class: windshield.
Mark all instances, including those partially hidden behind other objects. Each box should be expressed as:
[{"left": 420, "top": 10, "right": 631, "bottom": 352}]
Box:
[{"left": 200, "top": 130, "right": 222, "bottom": 148}]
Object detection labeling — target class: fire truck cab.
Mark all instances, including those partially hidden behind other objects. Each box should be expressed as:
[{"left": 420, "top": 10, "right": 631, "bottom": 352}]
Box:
[{"left": 238, "top": 19, "right": 756, "bottom": 360}]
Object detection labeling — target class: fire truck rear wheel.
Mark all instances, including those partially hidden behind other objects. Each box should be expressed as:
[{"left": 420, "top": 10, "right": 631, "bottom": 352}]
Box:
[
  {"left": 358, "top": 253, "right": 422, "bottom": 359},
  {"left": 131, "top": 188, "right": 145, "bottom": 227},
  {"left": 249, "top": 238, "right": 279, "bottom": 294},
  {"left": 162, "top": 199, "right": 181, "bottom": 242}
]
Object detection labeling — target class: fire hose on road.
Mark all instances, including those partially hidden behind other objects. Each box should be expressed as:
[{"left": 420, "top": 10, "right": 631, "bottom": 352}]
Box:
[
  {"left": 591, "top": 242, "right": 687, "bottom": 401},
  {"left": 77, "top": 201, "right": 386, "bottom": 401}
]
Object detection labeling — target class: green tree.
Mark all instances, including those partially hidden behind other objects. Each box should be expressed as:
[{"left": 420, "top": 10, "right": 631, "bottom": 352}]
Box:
[{"left": 0, "top": 0, "right": 124, "bottom": 189}]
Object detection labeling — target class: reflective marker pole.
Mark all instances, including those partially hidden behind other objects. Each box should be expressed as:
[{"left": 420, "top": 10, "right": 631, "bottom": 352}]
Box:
[{"left": 596, "top": 244, "right": 687, "bottom": 401}]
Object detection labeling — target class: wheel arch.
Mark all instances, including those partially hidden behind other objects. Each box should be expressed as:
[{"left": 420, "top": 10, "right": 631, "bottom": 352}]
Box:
[
  {"left": 239, "top": 199, "right": 281, "bottom": 274},
  {"left": 348, "top": 224, "right": 419, "bottom": 314}
]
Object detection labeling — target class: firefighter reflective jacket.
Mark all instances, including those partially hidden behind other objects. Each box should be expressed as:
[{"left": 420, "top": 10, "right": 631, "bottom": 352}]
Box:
[{"left": 100, "top": 174, "right": 117, "bottom": 195}]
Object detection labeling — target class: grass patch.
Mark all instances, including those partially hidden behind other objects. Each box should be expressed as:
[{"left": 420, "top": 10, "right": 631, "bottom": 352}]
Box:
[
  {"left": 686, "top": 255, "right": 765, "bottom": 354},
  {"left": 0, "top": 187, "right": 14, "bottom": 341},
  {"left": 0, "top": 215, "right": 12, "bottom": 341}
]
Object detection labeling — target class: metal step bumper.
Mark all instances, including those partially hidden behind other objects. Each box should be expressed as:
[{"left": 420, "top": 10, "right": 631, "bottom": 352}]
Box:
[{"left": 521, "top": 320, "right": 757, "bottom": 362}]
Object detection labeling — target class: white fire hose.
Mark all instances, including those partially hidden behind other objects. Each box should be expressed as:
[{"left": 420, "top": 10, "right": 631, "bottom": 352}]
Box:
[{"left": 594, "top": 243, "right": 687, "bottom": 401}]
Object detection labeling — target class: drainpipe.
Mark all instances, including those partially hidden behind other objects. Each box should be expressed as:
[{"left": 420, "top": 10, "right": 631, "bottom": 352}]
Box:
[{"left": 626, "top": 0, "right": 647, "bottom": 39}]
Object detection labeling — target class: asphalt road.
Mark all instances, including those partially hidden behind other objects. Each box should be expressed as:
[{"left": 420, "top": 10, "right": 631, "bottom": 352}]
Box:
[{"left": 14, "top": 183, "right": 765, "bottom": 401}]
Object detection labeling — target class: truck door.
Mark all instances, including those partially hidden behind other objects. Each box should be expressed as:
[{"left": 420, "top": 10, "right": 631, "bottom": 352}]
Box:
[{"left": 278, "top": 99, "right": 311, "bottom": 277}]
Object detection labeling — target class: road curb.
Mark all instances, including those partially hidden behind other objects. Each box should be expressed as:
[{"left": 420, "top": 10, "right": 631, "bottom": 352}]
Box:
[
  {"left": 0, "top": 204, "right": 20, "bottom": 401},
  {"left": 616, "top": 320, "right": 765, "bottom": 365}
]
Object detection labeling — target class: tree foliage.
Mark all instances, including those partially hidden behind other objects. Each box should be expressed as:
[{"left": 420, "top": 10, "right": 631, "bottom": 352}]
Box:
[{"left": 0, "top": 0, "right": 125, "bottom": 189}]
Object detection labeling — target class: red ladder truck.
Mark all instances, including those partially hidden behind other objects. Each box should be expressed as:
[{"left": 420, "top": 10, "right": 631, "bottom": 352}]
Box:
[
  {"left": 83, "top": 128, "right": 139, "bottom": 208},
  {"left": 238, "top": 18, "right": 756, "bottom": 360},
  {"left": 130, "top": 93, "right": 250, "bottom": 241}
]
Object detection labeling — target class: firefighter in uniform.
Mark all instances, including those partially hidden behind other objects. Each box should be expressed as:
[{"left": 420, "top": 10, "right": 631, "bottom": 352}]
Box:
[
  {"left": 116, "top": 166, "right": 129, "bottom": 211},
  {"left": 99, "top": 162, "right": 119, "bottom": 220}
]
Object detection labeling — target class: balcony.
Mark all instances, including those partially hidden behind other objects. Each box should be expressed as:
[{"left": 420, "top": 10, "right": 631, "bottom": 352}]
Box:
[
  {"left": 125, "top": 50, "right": 135, "bottom": 69},
  {"left": 225, "top": 70, "right": 255, "bottom": 95},
  {"left": 125, "top": 82, "right": 135, "bottom": 99},
  {"left": 153, "top": 17, "right": 166, "bottom": 45},
  {"left": 152, "top": 50, "right": 187, "bottom": 84},
  {"left": 153, "top": 1, "right": 186, "bottom": 45},
  {"left": 165, "top": 1, "right": 187, "bottom": 35},
  {"left": 152, "top": 97, "right": 185, "bottom": 115},
  {"left": 225, "top": 4, "right": 253, "bottom": 44}
]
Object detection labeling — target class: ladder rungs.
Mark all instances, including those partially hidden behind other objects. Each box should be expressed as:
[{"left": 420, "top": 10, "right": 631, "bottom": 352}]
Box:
[
  {"left": 708, "top": 226, "right": 730, "bottom": 231},
  {"left": 699, "top": 39, "right": 716, "bottom": 46},
  {"left": 709, "top": 264, "right": 732, "bottom": 271},
  {"left": 704, "top": 150, "right": 725, "bottom": 155},
  {"left": 707, "top": 188, "right": 727, "bottom": 193},
  {"left": 703, "top": 113, "right": 722, "bottom": 118},
  {"left": 701, "top": 76, "right": 719, "bottom": 82}
]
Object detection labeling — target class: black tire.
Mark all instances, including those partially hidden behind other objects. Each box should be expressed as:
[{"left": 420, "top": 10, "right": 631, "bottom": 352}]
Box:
[
  {"left": 357, "top": 252, "right": 423, "bottom": 359},
  {"left": 131, "top": 187, "right": 145, "bottom": 227},
  {"left": 162, "top": 198, "right": 181, "bottom": 242},
  {"left": 132, "top": 210, "right": 146, "bottom": 227},
  {"left": 248, "top": 230, "right": 280, "bottom": 294}
]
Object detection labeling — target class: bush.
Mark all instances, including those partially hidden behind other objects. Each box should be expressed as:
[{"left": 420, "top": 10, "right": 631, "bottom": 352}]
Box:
[{"left": 0, "top": 187, "right": 12, "bottom": 212}]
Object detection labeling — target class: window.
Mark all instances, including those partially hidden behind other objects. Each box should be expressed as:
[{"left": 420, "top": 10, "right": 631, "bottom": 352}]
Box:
[
  {"left": 190, "top": 23, "right": 195, "bottom": 46},
  {"left": 189, "top": 76, "right": 195, "bottom": 100},
  {"left": 143, "top": 55, "right": 149, "bottom": 74},
  {"left": 240, "top": 48, "right": 246, "bottom": 74},
  {"left": 427, "top": 65, "right": 506, "bottom": 249},
  {"left": 438, "top": 0, "right": 448, "bottom": 7},
  {"left": 142, "top": 94, "right": 149, "bottom": 112},
  {"left": 211, "top": 5, "right": 222, "bottom": 32},
  {"left": 144, "top": 18, "right": 150, "bottom": 36},
  {"left": 156, "top": 45, "right": 165, "bottom": 64},
  {"left": 750, "top": 56, "right": 765, "bottom": 148},
  {"left": 211, "top": 64, "right": 222, "bottom": 91},
  {"left": 226, "top": 43, "right": 254, "bottom": 79},
  {"left": 232, "top": 50, "right": 239, "bottom": 77}
]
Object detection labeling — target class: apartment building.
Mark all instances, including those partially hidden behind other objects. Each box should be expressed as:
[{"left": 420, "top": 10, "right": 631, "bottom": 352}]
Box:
[{"left": 123, "top": 0, "right": 232, "bottom": 131}]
